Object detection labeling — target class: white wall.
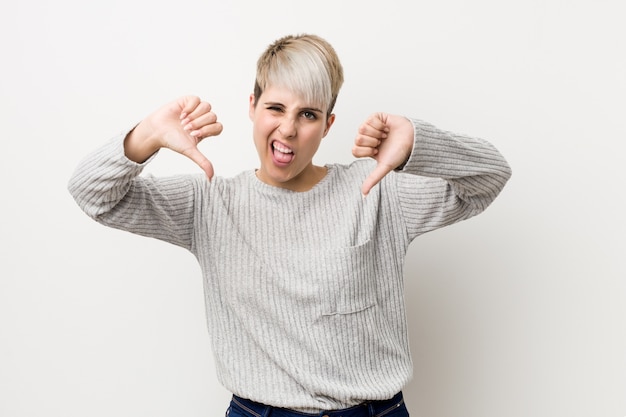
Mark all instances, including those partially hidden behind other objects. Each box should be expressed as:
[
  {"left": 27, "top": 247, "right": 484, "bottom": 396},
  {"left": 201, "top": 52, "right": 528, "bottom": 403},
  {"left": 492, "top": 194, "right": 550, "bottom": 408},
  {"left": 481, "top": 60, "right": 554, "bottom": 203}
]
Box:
[{"left": 1, "top": 1, "right": 624, "bottom": 416}]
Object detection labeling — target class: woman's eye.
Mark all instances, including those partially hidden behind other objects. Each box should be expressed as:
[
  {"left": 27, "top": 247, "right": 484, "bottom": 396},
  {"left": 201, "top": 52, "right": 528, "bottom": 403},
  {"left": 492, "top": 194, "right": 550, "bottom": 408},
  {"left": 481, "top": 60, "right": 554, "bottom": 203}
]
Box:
[{"left": 303, "top": 111, "right": 317, "bottom": 120}]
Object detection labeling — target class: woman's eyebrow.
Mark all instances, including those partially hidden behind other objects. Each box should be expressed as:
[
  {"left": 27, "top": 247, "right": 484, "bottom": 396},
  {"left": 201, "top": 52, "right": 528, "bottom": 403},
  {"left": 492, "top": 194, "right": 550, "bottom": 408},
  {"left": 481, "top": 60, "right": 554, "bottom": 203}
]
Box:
[{"left": 264, "top": 101, "right": 323, "bottom": 114}]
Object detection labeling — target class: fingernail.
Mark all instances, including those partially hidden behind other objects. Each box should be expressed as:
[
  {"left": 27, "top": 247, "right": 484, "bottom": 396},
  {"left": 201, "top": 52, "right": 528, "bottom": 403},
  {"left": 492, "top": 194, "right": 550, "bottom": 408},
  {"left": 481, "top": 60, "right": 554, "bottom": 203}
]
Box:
[{"left": 180, "top": 112, "right": 187, "bottom": 120}]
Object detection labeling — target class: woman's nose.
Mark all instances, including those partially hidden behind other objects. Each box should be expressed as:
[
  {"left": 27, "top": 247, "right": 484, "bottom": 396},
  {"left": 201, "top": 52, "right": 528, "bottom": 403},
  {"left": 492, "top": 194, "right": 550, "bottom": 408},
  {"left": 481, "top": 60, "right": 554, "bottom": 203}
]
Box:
[{"left": 278, "top": 118, "right": 297, "bottom": 138}]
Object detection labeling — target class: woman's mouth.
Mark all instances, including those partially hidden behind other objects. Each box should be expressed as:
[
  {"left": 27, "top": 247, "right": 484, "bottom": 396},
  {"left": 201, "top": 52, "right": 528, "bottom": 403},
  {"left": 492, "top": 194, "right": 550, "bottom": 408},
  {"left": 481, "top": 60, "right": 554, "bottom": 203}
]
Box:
[{"left": 272, "top": 141, "right": 294, "bottom": 164}]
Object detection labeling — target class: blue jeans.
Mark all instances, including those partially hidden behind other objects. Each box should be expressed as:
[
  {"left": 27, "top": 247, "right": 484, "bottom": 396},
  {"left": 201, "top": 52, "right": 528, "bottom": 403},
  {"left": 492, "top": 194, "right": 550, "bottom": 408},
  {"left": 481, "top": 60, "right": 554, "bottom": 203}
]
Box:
[{"left": 226, "top": 392, "right": 409, "bottom": 417}]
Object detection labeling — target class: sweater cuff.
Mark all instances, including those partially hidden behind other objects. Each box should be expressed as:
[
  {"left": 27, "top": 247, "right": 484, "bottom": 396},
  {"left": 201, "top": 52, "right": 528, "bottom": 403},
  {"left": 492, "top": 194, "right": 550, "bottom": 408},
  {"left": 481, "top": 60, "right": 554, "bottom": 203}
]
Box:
[
  {"left": 393, "top": 117, "right": 420, "bottom": 173},
  {"left": 118, "top": 124, "right": 160, "bottom": 167}
]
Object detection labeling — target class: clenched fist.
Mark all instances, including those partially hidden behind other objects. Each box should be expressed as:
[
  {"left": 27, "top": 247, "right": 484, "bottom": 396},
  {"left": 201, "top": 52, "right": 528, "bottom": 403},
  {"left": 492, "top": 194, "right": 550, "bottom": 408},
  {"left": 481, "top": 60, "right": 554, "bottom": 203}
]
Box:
[
  {"left": 352, "top": 113, "right": 413, "bottom": 195},
  {"left": 124, "top": 96, "right": 223, "bottom": 179}
]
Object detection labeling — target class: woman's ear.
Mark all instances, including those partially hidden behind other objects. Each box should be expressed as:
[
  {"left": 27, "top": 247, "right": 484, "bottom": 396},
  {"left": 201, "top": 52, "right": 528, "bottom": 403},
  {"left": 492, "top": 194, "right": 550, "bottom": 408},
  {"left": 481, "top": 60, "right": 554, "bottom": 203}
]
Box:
[
  {"left": 323, "top": 113, "right": 336, "bottom": 137},
  {"left": 248, "top": 94, "right": 256, "bottom": 120}
]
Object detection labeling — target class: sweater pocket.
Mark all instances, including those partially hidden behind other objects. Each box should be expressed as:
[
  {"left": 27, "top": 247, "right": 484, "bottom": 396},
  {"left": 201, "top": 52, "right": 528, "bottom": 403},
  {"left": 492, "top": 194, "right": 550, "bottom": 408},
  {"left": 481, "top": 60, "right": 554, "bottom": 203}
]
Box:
[{"left": 320, "top": 239, "right": 378, "bottom": 316}]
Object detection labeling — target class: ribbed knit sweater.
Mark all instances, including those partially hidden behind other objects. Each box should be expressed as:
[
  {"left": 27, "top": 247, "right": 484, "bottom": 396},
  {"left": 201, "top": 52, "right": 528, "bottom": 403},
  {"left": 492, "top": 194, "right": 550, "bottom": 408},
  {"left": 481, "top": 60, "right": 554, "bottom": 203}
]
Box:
[{"left": 68, "top": 118, "right": 511, "bottom": 411}]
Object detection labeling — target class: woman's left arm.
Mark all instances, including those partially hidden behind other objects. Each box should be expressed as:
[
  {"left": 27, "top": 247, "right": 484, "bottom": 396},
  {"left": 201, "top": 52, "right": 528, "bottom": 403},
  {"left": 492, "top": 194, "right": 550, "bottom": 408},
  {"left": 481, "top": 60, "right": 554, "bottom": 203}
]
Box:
[{"left": 353, "top": 114, "right": 512, "bottom": 238}]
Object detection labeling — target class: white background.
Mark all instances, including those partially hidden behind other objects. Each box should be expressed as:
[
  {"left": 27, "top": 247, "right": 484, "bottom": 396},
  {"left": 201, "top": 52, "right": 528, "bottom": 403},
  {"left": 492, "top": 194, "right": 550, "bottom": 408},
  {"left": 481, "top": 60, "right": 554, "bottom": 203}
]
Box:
[{"left": 1, "top": 1, "right": 624, "bottom": 416}]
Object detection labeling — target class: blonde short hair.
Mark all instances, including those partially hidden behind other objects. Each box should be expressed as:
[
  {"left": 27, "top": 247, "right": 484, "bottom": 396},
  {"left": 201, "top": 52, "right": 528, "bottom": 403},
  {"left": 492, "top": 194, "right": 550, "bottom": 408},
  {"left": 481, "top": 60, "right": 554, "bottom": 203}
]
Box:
[{"left": 254, "top": 34, "right": 344, "bottom": 116}]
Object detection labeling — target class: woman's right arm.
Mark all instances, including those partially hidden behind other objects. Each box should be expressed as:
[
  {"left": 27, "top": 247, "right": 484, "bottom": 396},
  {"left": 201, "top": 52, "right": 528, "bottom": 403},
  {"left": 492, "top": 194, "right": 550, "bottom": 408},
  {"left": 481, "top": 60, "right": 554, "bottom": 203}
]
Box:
[{"left": 67, "top": 96, "right": 223, "bottom": 248}]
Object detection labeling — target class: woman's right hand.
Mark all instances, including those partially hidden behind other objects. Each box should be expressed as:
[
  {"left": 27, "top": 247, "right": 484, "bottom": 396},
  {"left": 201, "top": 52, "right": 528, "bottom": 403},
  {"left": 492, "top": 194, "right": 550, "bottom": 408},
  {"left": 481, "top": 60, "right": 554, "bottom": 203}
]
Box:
[{"left": 124, "top": 96, "right": 223, "bottom": 179}]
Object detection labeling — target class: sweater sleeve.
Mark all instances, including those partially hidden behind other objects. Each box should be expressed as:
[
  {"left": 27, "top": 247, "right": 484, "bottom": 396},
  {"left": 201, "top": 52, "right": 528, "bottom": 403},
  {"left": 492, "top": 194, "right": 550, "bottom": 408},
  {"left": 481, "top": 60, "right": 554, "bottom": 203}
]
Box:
[
  {"left": 392, "top": 118, "right": 512, "bottom": 240},
  {"left": 67, "top": 132, "right": 201, "bottom": 251}
]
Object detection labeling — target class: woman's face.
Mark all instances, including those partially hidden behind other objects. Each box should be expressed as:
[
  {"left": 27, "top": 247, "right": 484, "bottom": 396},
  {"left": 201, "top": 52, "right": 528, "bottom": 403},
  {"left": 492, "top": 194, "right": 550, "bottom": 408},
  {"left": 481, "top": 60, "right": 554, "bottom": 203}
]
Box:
[{"left": 249, "top": 85, "right": 335, "bottom": 191}]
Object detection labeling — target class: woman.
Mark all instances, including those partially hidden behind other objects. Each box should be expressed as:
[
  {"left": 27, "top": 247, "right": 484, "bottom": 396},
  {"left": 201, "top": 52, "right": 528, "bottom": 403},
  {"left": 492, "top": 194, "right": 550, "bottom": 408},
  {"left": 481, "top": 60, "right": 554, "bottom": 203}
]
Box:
[{"left": 69, "top": 33, "right": 512, "bottom": 415}]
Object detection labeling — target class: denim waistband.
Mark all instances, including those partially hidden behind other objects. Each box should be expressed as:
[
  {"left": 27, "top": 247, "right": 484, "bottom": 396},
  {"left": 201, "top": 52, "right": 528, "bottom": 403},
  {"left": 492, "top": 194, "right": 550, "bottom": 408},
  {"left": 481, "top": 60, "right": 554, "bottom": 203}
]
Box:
[{"left": 231, "top": 392, "right": 404, "bottom": 417}]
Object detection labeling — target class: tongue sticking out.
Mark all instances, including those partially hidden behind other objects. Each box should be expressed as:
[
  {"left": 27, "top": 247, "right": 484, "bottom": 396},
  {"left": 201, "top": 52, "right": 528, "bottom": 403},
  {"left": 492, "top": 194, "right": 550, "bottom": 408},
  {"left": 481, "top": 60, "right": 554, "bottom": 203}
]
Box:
[
  {"left": 273, "top": 142, "right": 295, "bottom": 164},
  {"left": 274, "top": 149, "right": 294, "bottom": 164}
]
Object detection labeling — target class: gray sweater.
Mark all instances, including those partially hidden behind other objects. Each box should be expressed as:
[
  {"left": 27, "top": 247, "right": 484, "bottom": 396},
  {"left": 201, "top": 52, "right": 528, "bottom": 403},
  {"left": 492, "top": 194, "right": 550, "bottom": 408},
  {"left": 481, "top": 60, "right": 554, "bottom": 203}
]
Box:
[{"left": 68, "top": 118, "right": 511, "bottom": 411}]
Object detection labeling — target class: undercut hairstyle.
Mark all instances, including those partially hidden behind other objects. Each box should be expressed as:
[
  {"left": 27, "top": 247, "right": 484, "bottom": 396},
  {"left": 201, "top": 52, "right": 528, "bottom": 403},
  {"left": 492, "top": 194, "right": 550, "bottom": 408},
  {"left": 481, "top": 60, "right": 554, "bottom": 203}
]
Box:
[{"left": 253, "top": 34, "right": 344, "bottom": 117}]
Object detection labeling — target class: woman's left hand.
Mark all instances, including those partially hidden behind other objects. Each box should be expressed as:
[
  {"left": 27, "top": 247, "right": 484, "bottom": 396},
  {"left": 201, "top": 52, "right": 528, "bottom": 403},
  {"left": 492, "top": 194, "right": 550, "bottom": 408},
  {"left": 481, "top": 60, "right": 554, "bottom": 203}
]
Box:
[{"left": 352, "top": 113, "right": 414, "bottom": 195}]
